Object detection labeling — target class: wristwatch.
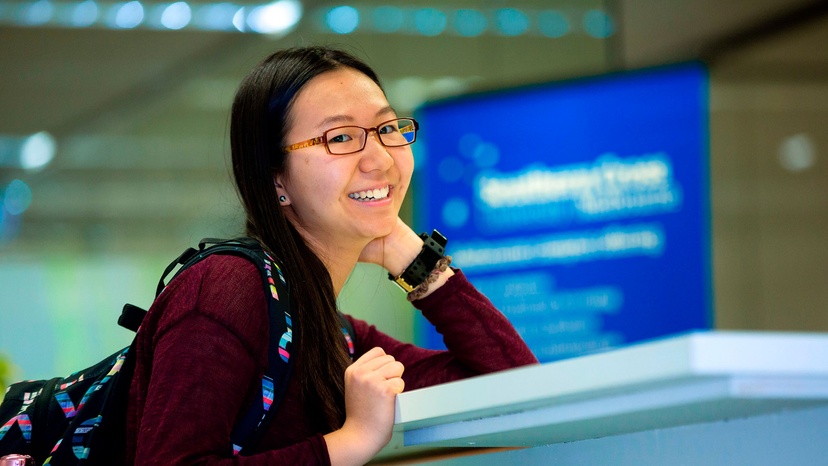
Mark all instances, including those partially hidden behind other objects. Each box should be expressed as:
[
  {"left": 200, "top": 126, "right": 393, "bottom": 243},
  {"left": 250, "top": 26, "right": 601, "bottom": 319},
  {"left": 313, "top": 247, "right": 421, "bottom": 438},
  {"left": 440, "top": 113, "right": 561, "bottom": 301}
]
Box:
[{"left": 389, "top": 229, "right": 448, "bottom": 293}]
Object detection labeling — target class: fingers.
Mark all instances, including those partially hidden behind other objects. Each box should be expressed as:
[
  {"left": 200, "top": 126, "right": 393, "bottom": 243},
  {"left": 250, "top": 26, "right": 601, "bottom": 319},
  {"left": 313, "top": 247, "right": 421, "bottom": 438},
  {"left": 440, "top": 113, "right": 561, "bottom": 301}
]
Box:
[
  {"left": 351, "top": 346, "right": 387, "bottom": 366},
  {"left": 388, "top": 376, "right": 405, "bottom": 395},
  {"left": 375, "top": 359, "right": 404, "bottom": 378},
  {"left": 352, "top": 347, "right": 402, "bottom": 373},
  {"left": 346, "top": 347, "right": 405, "bottom": 392}
]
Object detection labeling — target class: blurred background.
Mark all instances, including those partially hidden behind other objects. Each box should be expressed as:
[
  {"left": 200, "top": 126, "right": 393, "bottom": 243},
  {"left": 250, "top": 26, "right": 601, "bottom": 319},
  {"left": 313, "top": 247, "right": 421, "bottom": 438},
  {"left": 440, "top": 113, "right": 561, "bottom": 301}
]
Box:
[{"left": 1, "top": 0, "right": 826, "bottom": 385}]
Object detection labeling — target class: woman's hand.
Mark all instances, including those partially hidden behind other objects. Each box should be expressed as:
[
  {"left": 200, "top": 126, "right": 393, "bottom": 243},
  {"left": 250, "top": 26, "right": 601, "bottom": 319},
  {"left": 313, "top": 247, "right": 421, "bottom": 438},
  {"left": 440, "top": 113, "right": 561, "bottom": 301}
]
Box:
[
  {"left": 358, "top": 218, "right": 422, "bottom": 277},
  {"left": 324, "top": 347, "right": 405, "bottom": 466}
]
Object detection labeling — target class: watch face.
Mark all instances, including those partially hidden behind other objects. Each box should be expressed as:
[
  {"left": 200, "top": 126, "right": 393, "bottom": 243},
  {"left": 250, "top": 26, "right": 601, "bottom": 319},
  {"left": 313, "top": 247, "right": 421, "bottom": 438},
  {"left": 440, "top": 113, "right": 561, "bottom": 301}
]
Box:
[{"left": 431, "top": 229, "right": 448, "bottom": 246}]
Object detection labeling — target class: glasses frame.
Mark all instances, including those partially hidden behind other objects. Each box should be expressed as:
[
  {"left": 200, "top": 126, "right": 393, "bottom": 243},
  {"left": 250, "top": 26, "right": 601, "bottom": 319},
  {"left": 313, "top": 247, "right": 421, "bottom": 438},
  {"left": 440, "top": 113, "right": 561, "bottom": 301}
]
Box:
[{"left": 282, "top": 117, "right": 419, "bottom": 156}]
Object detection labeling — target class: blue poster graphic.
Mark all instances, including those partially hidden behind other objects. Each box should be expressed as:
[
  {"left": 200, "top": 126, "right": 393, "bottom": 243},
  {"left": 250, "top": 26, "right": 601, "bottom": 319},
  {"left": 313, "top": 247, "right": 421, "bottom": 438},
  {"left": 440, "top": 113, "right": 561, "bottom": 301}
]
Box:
[{"left": 414, "top": 63, "right": 711, "bottom": 362}]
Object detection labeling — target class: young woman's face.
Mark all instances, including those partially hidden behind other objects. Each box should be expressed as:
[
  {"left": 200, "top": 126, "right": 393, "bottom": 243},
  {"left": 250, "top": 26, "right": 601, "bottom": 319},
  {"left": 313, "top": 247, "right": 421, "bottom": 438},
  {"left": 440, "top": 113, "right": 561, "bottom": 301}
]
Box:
[{"left": 277, "top": 67, "right": 414, "bottom": 249}]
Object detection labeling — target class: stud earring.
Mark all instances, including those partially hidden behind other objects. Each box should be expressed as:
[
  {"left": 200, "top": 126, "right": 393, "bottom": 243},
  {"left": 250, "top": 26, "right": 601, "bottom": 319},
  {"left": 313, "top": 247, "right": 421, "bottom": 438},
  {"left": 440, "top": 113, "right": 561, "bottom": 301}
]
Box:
[{"left": 279, "top": 195, "right": 287, "bottom": 203}]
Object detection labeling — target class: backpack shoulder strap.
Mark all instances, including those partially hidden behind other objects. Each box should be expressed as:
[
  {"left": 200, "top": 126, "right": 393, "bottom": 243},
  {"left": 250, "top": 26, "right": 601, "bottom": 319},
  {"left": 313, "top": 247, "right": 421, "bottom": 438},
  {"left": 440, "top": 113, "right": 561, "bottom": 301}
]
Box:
[
  {"left": 337, "top": 312, "right": 356, "bottom": 361},
  {"left": 167, "top": 237, "right": 295, "bottom": 455},
  {"left": 212, "top": 239, "right": 295, "bottom": 455}
]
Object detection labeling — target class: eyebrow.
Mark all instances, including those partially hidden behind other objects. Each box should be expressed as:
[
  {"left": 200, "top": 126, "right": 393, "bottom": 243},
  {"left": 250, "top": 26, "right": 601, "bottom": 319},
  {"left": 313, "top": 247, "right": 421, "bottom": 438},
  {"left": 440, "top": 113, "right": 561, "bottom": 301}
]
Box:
[{"left": 316, "top": 106, "right": 396, "bottom": 129}]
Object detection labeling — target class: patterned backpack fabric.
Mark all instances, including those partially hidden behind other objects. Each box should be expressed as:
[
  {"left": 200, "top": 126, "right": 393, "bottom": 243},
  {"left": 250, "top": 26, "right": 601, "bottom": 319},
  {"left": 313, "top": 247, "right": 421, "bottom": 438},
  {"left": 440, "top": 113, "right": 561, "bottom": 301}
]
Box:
[
  {"left": 0, "top": 347, "right": 133, "bottom": 464},
  {"left": 0, "top": 237, "right": 354, "bottom": 464}
]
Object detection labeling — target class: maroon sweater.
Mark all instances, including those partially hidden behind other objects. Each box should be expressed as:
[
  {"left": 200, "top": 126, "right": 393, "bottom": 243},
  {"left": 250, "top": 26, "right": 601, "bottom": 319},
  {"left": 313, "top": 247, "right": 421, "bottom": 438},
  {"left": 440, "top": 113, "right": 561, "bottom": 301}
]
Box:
[{"left": 125, "top": 255, "right": 537, "bottom": 465}]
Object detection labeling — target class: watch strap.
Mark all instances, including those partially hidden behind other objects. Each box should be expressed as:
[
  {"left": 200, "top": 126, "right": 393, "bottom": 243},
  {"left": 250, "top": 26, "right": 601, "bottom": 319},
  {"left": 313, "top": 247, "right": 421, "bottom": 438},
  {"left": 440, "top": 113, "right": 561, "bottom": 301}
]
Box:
[{"left": 390, "top": 230, "right": 448, "bottom": 293}]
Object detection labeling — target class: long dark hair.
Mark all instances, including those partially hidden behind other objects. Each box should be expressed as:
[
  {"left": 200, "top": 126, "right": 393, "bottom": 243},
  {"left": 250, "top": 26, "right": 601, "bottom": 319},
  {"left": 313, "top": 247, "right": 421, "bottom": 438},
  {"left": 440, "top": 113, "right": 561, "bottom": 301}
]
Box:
[{"left": 230, "top": 46, "right": 382, "bottom": 430}]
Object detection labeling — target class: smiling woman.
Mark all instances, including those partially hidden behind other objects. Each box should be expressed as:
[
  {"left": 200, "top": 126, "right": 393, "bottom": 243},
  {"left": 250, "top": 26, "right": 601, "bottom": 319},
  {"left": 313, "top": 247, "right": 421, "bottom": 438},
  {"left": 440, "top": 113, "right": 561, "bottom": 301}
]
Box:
[
  {"left": 274, "top": 68, "right": 416, "bottom": 268},
  {"left": 124, "top": 45, "right": 537, "bottom": 466}
]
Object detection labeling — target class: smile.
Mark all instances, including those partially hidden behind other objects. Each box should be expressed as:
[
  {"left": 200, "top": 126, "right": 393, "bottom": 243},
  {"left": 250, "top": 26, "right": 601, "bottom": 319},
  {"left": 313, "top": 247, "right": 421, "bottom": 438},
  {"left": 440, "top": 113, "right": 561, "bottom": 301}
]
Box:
[{"left": 349, "top": 185, "right": 390, "bottom": 202}]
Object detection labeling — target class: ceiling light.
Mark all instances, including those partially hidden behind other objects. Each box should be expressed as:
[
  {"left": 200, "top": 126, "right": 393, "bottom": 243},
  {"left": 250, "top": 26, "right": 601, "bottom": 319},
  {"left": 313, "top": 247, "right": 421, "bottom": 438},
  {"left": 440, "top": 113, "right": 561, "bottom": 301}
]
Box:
[
  {"left": 414, "top": 8, "right": 446, "bottom": 36},
  {"left": 3, "top": 180, "right": 34, "bottom": 216},
  {"left": 779, "top": 133, "right": 817, "bottom": 172},
  {"left": 371, "top": 6, "right": 402, "bottom": 33},
  {"left": 0, "top": 131, "right": 57, "bottom": 172},
  {"left": 70, "top": 0, "right": 99, "bottom": 26},
  {"left": 112, "top": 0, "right": 144, "bottom": 29},
  {"left": 583, "top": 9, "right": 614, "bottom": 38},
  {"left": 192, "top": 2, "right": 236, "bottom": 30},
  {"left": 22, "top": 0, "right": 54, "bottom": 25},
  {"left": 325, "top": 5, "right": 358, "bottom": 34},
  {"left": 160, "top": 1, "right": 191, "bottom": 30},
  {"left": 539, "top": 10, "right": 569, "bottom": 38},
  {"left": 247, "top": 0, "right": 301, "bottom": 35},
  {"left": 454, "top": 9, "right": 486, "bottom": 37},
  {"left": 21, "top": 131, "right": 57, "bottom": 171},
  {"left": 495, "top": 8, "right": 529, "bottom": 36},
  {"left": 232, "top": 6, "right": 245, "bottom": 31}
]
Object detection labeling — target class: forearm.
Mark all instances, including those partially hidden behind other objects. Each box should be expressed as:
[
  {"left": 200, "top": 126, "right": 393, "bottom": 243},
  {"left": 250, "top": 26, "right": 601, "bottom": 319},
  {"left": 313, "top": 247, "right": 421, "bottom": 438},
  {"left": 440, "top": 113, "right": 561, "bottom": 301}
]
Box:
[
  {"left": 323, "top": 427, "right": 380, "bottom": 466},
  {"left": 412, "top": 270, "right": 538, "bottom": 373},
  {"left": 348, "top": 273, "right": 537, "bottom": 392}
]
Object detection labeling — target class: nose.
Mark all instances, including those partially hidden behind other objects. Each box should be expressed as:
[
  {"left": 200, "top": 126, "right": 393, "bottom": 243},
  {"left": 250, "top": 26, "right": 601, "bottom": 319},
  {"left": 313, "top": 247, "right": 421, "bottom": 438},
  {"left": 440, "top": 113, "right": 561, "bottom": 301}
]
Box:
[{"left": 358, "top": 132, "right": 394, "bottom": 172}]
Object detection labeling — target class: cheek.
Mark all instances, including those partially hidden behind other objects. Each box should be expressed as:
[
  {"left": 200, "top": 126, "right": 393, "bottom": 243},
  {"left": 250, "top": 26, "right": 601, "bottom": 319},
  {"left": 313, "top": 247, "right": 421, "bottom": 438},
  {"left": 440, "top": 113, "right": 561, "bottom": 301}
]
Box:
[
  {"left": 291, "top": 160, "right": 346, "bottom": 204},
  {"left": 396, "top": 152, "right": 415, "bottom": 183},
  {"left": 287, "top": 153, "right": 323, "bottom": 183}
]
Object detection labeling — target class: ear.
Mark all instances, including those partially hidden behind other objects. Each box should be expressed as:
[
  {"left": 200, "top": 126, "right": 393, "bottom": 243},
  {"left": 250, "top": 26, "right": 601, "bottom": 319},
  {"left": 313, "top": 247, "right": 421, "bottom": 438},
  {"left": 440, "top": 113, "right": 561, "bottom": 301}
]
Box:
[{"left": 273, "top": 174, "right": 291, "bottom": 206}]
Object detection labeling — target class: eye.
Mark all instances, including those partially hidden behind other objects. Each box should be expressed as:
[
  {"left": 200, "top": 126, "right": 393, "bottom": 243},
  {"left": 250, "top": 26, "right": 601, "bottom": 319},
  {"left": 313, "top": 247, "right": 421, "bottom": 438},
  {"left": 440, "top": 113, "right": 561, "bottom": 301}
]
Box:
[
  {"left": 327, "top": 131, "right": 353, "bottom": 144},
  {"left": 378, "top": 123, "right": 400, "bottom": 135}
]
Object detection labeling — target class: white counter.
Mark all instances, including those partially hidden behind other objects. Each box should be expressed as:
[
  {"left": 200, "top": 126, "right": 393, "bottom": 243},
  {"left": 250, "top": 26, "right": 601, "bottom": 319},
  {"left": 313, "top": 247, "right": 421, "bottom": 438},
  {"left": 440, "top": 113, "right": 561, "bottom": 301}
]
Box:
[{"left": 374, "top": 331, "right": 828, "bottom": 464}]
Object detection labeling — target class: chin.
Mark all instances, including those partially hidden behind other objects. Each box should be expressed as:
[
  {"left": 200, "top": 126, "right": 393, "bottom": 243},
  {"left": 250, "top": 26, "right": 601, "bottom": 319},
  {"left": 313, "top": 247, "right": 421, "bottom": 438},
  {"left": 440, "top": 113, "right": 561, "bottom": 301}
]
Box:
[{"left": 364, "top": 219, "right": 397, "bottom": 240}]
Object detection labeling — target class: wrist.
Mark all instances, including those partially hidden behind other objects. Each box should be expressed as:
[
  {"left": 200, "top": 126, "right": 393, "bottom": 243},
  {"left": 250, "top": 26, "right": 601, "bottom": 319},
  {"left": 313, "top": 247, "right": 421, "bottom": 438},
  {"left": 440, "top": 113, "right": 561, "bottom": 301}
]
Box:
[
  {"left": 324, "top": 425, "right": 381, "bottom": 466},
  {"left": 383, "top": 228, "right": 423, "bottom": 278},
  {"left": 408, "top": 261, "right": 454, "bottom": 301},
  {"left": 388, "top": 230, "right": 448, "bottom": 293}
]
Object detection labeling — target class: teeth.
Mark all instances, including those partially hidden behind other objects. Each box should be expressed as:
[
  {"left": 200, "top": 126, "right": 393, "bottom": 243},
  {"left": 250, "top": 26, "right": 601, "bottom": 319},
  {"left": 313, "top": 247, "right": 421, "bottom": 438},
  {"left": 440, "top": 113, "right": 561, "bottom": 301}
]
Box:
[{"left": 349, "top": 186, "right": 390, "bottom": 201}]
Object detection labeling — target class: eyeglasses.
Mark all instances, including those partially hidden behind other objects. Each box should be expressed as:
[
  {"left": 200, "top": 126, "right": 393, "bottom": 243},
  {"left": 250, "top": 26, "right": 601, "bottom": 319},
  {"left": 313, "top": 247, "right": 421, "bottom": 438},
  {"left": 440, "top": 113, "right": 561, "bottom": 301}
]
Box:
[{"left": 283, "top": 117, "right": 419, "bottom": 155}]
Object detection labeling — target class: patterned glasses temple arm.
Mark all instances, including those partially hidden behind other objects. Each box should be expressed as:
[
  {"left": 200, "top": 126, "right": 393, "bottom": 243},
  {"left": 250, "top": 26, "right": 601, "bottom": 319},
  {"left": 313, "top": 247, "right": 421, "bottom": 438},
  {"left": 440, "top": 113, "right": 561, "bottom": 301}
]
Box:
[{"left": 284, "top": 136, "right": 324, "bottom": 152}]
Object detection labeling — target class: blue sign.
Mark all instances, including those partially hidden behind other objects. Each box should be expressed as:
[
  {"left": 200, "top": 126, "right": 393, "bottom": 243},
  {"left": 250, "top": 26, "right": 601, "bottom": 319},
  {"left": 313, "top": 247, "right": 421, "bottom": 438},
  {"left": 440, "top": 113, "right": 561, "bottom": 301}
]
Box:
[{"left": 414, "top": 63, "right": 711, "bottom": 362}]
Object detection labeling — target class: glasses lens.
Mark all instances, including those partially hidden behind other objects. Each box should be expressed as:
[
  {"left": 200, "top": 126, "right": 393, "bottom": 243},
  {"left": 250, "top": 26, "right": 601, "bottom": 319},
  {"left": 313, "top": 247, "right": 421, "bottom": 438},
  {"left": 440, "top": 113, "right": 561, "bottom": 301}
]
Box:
[
  {"left": 378, "top": 119, "right": 417, "bottom": 147},
  {"left": 325, "top": 126, "right": 366, "bottom": 154}
]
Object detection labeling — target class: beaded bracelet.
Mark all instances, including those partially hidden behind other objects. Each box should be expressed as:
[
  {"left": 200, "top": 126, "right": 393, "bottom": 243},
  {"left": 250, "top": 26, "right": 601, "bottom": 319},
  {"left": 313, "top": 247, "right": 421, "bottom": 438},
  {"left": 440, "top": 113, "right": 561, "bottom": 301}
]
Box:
[{"left": 407, "top": 255, "right": 452, "bottom": 302}]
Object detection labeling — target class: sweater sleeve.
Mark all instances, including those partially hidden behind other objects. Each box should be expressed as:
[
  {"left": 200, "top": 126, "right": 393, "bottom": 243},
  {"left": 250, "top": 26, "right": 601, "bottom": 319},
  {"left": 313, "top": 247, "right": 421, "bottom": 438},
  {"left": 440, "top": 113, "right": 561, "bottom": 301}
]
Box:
[
  {"left": 129, "top": 255, "right": 331, "bottom": 466},
  {"left": 348, "top": 269, "right": 538, "bottom": 391}
]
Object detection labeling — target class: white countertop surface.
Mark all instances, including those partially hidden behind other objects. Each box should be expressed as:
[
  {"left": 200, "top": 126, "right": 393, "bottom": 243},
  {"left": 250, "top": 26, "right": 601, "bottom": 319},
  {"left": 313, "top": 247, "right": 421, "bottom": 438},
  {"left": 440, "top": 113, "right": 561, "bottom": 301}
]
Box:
[{"left": 376, "top": 331, "right": 828, "bottom": 460}]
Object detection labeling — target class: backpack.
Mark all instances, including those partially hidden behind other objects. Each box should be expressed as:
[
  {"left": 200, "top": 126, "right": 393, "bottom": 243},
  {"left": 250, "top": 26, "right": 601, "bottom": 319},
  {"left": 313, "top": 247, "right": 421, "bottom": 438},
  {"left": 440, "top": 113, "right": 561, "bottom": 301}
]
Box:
[{"left": 0, "top": 237, "right": 355, "bottom": 464}]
